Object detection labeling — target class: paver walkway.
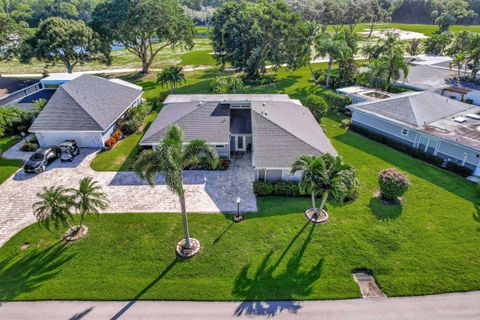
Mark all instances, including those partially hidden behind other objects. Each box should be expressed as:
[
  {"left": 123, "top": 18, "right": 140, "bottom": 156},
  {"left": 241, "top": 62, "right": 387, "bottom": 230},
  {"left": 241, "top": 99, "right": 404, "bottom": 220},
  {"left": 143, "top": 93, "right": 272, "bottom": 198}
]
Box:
[
  {"left": 0, "top": 145, "right": 257, "bottom": 247},
  {"left": 1, "top": 291, "right": 480, "bottom": 320}
]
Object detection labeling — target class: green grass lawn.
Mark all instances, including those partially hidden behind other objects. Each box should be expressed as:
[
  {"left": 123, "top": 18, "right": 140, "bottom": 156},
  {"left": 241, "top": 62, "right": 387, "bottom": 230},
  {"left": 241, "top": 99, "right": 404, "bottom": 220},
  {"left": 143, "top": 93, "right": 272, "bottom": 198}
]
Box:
[
  {"left": 180, "top": 50, "right": 216, "bottom": 66},
  {"left": 90, "top": 111, "right": 158, "bottom": 171},
  {"left": 1, "top": 114, "right": 479, "bottom": 301},
  {"left": 0, "top": 136, "right": 23, "bottom": 184}
]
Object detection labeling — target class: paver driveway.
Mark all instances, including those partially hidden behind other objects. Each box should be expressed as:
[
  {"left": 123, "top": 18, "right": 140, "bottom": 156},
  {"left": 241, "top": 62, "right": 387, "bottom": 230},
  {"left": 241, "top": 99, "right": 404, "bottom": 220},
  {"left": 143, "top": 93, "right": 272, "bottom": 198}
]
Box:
[{"left": 0, "top": 148, "right": 257, "bottom": 247}]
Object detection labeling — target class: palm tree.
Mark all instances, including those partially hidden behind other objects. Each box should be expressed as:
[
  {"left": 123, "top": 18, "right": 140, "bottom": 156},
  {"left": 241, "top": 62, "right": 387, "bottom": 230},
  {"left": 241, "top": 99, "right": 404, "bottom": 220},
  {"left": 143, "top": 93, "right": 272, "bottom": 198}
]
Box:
[
  {"left": 382, "top": 47, "right": 409, "bottom": 90},
  {"left": 133, "top": 124, "right": 218, "bottom": 255},
  {"left": 0, "top": 107, "right": 19, "bottom": 136},
  {"left": 291, "top": 154, "right": 357, "bottom": 217},
  {"left": 33, "top": 186, "right": 75, "bottom": 232},
  {"left": 69, "top": 177, "right": 109, "bottom": 232},
  {"left": 157, "top": 66, "right": 186, "bottom": 93},
  {"left": 450, "top": 53, "right": 467, "bottom": 81},
  {"left": 314, "top": 32, "right": 351, "bottom": 88}
]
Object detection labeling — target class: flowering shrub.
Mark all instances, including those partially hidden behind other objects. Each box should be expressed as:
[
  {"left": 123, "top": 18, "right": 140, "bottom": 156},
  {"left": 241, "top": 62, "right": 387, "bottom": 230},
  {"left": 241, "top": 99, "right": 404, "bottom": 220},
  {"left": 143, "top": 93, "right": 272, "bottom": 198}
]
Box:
[
  {"left": 112, "top": 129, "right": 122, "bottom": 140},
  {"left": 105, "top": 136, "right": 117, "bottom": 149},
  {"left": 379, "top": 168, "right": 410, "bottom": 200}
]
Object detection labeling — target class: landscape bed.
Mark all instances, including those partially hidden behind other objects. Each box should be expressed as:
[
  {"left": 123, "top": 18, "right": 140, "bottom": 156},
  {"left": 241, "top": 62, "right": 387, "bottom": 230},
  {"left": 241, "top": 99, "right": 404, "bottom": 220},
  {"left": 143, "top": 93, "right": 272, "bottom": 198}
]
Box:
[{"left": 1, "top": 116, "right": 479, "bottom": 301}]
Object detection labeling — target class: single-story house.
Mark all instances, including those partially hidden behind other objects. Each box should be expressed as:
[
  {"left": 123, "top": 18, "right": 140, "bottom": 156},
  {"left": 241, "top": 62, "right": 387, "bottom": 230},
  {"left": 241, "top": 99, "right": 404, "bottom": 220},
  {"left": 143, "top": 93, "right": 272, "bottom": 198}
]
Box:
[
  {"left": 29, "top": 74, "right": 143, "bottom": 148},
  {"left": 140, "top": 94, "right": 337, "bottom": 181},
  {"left": 336, "top": 86, "right": 403, "bottom": 104},
  {"left": 349, "top": 91, "right": 480, "bottom": 176}
]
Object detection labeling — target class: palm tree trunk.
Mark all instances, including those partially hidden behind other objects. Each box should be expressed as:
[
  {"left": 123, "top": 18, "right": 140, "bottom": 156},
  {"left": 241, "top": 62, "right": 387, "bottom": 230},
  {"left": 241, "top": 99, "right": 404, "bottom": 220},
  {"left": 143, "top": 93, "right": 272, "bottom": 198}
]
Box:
[
  {"left": 311, "top": 191, "right": 316, "bottom": 210},
  {"left": 326, "top": 58, "right": 333, "bottom": 87},
  {"left": 319, "top": 191, "right": 329, "bottom": 212},
  {"left": 179, "top": 193, "right": 191, "bottom": 249}
]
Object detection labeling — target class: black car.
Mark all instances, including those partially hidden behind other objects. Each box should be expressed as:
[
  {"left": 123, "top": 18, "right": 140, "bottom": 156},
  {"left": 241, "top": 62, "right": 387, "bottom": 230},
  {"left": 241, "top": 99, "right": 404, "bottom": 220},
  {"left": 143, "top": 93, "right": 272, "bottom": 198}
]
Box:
[
  {"left": 60, "top": 140, "right": 80, "bottom": 162},
  {"left": 24, "top": 147, "right": 61, "bottom": 173}
]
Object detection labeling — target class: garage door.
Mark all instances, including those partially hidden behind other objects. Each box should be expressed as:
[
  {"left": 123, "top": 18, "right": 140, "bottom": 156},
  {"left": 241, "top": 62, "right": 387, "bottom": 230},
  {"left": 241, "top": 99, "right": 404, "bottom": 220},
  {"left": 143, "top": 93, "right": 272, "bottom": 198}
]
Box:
[{"left": 36, "top": 132, "right": 103, "bottom": 148}]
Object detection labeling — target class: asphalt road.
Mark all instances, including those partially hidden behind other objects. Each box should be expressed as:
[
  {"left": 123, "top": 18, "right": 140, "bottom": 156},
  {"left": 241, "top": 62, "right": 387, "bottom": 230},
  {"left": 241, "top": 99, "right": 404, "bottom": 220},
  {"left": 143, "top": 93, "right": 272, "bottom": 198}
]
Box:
[{"left": 1, "top": 291, "right": 480, "bottom": 320}]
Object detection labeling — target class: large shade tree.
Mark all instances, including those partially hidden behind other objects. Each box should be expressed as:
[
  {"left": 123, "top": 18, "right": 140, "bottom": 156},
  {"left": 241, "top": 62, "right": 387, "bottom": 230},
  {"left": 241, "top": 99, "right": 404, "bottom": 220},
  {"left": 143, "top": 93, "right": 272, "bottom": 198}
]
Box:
[
  {"left": 211, "top": 0, "right": 309, "bottom": 80},
  {"left": 0, "top": 13, "right": 24, "bottom": 61},
  {"left": 92, "top": 0, "right": 195, "bottom": 74},
  {"left": 432, "top": 0, "right": 476, "bottom": 32},
  {"left": 291, "top": 154, "right": 357, "bottom": 217},
  {"left": 133, "top": 124, "right": 218, "bottom": 256},
  {"left": 20, "top": 17, "right": 106, "bottom": 73}
]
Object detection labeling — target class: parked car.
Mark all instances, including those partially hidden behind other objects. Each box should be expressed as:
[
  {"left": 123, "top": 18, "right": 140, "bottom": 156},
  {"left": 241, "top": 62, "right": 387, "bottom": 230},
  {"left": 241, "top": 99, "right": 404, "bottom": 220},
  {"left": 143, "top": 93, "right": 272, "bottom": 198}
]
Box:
[
  {"left": 60, "top": 140, "right": 80, "bottom": 162},
  {"left": 24, "top": 147, "right": 61, "bottom": 173}
]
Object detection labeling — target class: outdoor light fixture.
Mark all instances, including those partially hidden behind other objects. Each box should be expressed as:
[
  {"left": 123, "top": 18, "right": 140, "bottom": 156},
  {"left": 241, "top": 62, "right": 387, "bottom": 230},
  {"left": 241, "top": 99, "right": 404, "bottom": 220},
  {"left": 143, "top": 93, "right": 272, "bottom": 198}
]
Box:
[
  {"left": 20, "top": 132, "right": 27, "bottom": 144},
  {"left": 233, "top": 196, "right": 244, "bottom": 223}
]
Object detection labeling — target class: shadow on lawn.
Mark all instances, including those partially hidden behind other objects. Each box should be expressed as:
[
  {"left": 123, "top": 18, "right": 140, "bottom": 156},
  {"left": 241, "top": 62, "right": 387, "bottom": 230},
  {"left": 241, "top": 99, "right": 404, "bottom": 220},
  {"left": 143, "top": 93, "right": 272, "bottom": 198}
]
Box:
[
  {"left": 369, "top": 197, "right": 403, "bottom": 220},
  {"left": 110, "top": 259, "right": 178, "bottom": 320},
  {"left": 334, "top": 130, "right": 477, "bottom": 203},
  {"left": 0, "top": 242, "right": 74, "bottom": 300},
  {"left": 232, "top": 222, "right": 323, "bottom": 317}
]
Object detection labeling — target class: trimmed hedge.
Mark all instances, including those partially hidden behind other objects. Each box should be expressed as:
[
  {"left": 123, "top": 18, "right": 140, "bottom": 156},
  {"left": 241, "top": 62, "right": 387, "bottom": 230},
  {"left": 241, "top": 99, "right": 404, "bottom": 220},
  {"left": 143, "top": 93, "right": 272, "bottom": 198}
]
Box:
[
  {"left": 253, "top": 181, "right": 305, "bottom": 197},
  {"left": 349, "top": 124, "right": 473, "bottom": 177},
  {"left": 321, "top": 91, "right": 352, "bottom": 113}
]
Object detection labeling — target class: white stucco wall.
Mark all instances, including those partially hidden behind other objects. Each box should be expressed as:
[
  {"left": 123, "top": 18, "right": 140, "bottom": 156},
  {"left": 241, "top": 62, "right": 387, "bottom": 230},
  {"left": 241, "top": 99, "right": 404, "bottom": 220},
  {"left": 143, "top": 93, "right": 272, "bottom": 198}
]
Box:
[{"left": 36, "top": 131, "right": 103, "bottom": 148}]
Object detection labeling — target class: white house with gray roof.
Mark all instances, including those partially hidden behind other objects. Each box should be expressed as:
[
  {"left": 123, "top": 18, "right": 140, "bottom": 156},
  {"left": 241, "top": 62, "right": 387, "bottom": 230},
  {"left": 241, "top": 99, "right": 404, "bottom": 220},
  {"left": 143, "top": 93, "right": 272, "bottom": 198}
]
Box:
[
  {"left": 29, "top": 74, "right": 143, "bottom": 148},
  {"left": 140, "top": 94, "right": 337, "bottom": 182},
  {"left": 349, "top": 91, "right": 480, "bottom": 176}
]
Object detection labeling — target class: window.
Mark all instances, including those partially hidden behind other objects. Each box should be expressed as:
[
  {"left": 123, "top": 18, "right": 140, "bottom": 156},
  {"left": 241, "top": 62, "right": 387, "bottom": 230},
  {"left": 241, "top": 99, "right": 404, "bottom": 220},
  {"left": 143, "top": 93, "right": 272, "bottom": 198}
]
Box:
[
  {"left": 215, "top": 145, "right": 224, "bottom": 148},
  {"left": 401, "top": 128, "right": 409, "bottom": 136}
]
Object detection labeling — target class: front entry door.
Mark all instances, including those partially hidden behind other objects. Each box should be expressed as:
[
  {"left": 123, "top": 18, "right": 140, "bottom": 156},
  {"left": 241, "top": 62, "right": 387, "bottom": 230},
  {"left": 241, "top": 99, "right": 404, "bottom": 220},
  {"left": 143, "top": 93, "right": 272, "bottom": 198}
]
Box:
[{"left": 236, "top": 136, "right": 246, "bottom": 152}]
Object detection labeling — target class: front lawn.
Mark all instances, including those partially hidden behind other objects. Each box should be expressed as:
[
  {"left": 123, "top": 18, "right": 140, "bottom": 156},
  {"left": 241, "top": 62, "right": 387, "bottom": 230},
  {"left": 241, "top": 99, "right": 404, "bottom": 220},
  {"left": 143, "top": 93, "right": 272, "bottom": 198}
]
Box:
[
  {"left": 0, "top": 136, "right": 23, "bottom": 184},
  {"left": 90, "top": 111, "right": 158, "bottom": 172},
  {"left": 1, "top": 116, "right": 479, "bottom": 301}
]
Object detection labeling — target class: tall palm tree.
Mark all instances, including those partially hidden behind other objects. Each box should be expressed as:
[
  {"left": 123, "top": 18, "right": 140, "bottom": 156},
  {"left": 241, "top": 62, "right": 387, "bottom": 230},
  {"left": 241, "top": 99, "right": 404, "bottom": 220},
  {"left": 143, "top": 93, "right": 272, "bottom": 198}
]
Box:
[
  {"left": 291, "top": 154, "right": 357, "bottom": 216},
  {"left": 0, "top": 107, "right": 19, "bottom": 136},
  {"left": 133, "top": 124, "right": 218, "bottom": 253},
  {"left": 382, "top": 48, "right": 409, "bottom": 90},
  {"left": 314, "top": 32, "right": 351, "bottom": 88},
  {"left": 69, "top": 177, "right": 109, "bottom": 231},
  {"left": 33, "top": 186, "right": 75, "bottom": 232},
  {"left": 157, "top": 66, "right": 186, "bottom": 93}
]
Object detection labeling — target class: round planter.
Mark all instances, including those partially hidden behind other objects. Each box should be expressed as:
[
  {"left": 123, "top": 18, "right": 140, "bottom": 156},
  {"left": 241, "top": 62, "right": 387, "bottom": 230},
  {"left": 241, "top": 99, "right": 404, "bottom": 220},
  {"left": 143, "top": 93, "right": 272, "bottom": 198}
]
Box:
[
  {"left": 176, "top": 238, "right": 200, "bottom": 258},
  {"left": 305, "top": 208, "right": 329, "bottom": 224},
  {"left": 63, "top": 226, "right": 88, "bottom": 242}
]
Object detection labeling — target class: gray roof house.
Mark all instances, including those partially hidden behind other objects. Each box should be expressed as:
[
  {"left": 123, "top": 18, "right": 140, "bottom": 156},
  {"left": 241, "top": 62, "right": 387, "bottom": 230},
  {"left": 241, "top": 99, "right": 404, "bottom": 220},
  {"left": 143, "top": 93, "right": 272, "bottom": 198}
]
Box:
[
  {"left": 140, "top": 94, "right": 337, "bottom": 182},
  {"left": 349, "top": 91, "right": 480, "bottom": 176},
  {"left": 29, "top": 74, "right": 143, "bottom": 148}
]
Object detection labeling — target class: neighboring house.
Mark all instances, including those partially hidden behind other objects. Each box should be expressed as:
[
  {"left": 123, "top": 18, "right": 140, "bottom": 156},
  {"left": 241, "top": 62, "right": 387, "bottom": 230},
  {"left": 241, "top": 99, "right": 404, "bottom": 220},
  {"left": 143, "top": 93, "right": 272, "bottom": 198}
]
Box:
[
  {"left": 140, "top": 94, "right": 337, "bottom": 182},
  {"left": 336, "top": 86, "right": 402, "bottom": 104},
  {"left": 29, "top": 74, "right": 143, "bottom": 148},
  {"left": 349, "top": 91, "right": 480, "bottom": 176},
  {"left": 440, "top": 81, "right": 480, "bottom": 106}
]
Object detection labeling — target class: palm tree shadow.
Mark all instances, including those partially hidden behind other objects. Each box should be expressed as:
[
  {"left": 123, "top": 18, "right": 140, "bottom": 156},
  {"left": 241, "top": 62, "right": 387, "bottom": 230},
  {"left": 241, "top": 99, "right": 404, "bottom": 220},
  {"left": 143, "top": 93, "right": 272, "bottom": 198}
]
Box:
[
  {"left": 232, "top": 223, "right": 323, "bottom": 317},
  {"left": 0, "top": 242, "right": 75, "bottom": 300},
  {"left": 110, "top": 259, "right": 178, "bottom": 320}
]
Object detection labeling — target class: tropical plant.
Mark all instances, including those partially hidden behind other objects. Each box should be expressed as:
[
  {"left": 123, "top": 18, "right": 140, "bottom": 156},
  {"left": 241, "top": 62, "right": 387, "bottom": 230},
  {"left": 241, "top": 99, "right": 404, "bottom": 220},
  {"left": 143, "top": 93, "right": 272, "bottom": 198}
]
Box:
[
  {"left": 133, "top": 124, "right": 218, "bottom": 253},
  {"left": 314, "top": 32, "right": 351, "bottom": 87},
  {"left": 450, "top": 52, "right": 467, "bottom": 80},
  {"left": 425, "top": 31, "right": 454, "bottom": 55},
  {"left": 0, "top": 107, "right": 19, "bottom": 136},
  {"left": 305, "top": 94, "right": 329, "bottom": 121},
  {"left": 406, "top": 38, "right": 422, "bottom": 57},
  {"left": 33, "top": 186, "right": 75, "bottom": 232},
  {"left": 291, "top": 154, "right": 358, "bottom": 216},
  {"left": 378, "top": 168, "right": 409, "bottom": 201},
  {"left": 68, "top": 177, "right": 109, "bottom": 232},
  {"left": 33, "top": 98, "right": 47, "bottom": 114},
  {"left": 157, "top": 66, "right": 186, "bottom": 93}
]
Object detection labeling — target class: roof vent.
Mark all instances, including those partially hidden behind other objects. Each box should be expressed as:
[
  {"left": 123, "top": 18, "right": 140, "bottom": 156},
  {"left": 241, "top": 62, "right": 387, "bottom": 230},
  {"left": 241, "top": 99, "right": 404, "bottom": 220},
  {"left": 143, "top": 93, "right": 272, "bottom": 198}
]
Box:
[
  {"left": 197, "top": 101, "right": 203, "bottom": 107},
  {"left": 454, "top": 117, "right": 468, "bottom": 123},
  {"left": 262, "top": 102, "right": 266, "bottom": 107},
  {"left": 466, "top": 113, "right": 480, "bottom": 120},
  {"left": 264, "top": 111, "right": 269, "bottom": 116}
]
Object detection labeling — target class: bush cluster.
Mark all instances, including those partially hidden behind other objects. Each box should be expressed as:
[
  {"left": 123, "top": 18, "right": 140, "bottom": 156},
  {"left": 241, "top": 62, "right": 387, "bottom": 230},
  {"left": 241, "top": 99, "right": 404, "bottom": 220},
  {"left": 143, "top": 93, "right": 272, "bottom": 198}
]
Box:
[
  {"left": 378, "top": 168, "right": 410, "bottom": 200},
  {"left": 105, "top": 129, "right": 123, "bottom": 149},
  {"left": 305, "top": 95, "right": 329, "bottom": 121},
  {"left": 253, "top": 181, "right": 303, "bottom": 197},
  {"left": 184, "top": 156, "right": 230, "bottom": 171},
  {"left": 20, "top": 142, "right": 40, "bottom": 152},
  {"left": 349, "top": 124, "right": 474, "bottom": 177},
  {"left": 119, "top": 103, "right": 152, "bottom": 135},
  {"left": 210, "top": 76, "right": 244, "bottom": 93},
  {"left": 321, "top": 91, "right": 352, "bottom": 114}
]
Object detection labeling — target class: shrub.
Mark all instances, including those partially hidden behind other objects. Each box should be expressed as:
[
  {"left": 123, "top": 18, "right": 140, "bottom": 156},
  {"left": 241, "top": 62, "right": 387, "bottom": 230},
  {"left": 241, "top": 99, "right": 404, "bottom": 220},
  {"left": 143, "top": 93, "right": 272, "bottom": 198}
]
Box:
[
  {"left": 29, "top": 135, "right": 38, "bottom": 144},
  {"left": 253, "top": 181, "right": 274, "bottom": 196},
  {"left": 340, "top": 118, "right": 351, "bottom": 128},
  {"left": 273, "top": 181, "right": 301, "bottom": 196},
  {"left": 105, "top": 137, "right": 117, "bottom": 149},
  {"left": 210, "top": 77, "right": 230, "bottom": 93},
  {"left": 120, "top": 117, "right": 143, "bottom": 135},
  {"left": 130, "top": 103, "right": 152, "bottom": 118},
  {"left": 305, "top": 95, "right": 329, "bottom": 121},
  {"left": 112, "top": 129, "right": 122, "bottom": 140},
  {"left": 379, "top": 168, "right": 410, "bottom": 200},
  {"left": 217, "top": 156, "right": 230, "bottom": 170},
  {"left": 321, "top": 91, "right": 352, "bottom": 113},
  {"left": 312, "top": 69, "right": 323, "bottom": 85},
  {"left": 20, "top": 142, "right": 39, "bottom": 152}
]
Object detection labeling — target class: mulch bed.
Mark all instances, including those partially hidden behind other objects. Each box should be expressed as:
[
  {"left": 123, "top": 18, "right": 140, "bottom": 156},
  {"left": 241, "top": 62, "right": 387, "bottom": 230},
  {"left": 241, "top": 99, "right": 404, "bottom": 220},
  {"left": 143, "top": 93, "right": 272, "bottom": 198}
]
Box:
[
  {"left": 176, "top": 238, "right": 200, "bottom": 258},
  {"left": 63, "top": 226, "right": 89, "bottom": 242}
]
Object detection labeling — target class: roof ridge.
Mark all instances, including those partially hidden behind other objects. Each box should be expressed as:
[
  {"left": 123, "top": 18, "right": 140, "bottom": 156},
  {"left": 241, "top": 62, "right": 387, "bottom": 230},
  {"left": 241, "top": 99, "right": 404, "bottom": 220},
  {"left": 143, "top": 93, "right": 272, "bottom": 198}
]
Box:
[
  {"left": 352, "top": 90, "right": 424, "bottom": 107},
  {"left": 61, "top": 79, "right": 105, "bottom": 131},
  {"left": 59, "top": 86, "right": 104, "bottom": 130},
  {"left": 252, "top": 108, "right": 324, "bottom": 153},
  {"left": 407, "top": 95, "right": 421, "bottom": 126}
]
